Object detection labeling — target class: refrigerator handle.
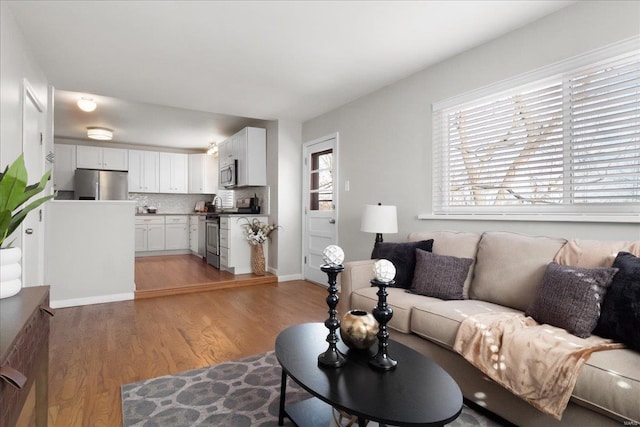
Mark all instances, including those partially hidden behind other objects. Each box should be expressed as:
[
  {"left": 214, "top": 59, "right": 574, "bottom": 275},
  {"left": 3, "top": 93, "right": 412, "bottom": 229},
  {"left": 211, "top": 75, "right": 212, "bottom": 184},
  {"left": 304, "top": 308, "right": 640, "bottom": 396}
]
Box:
[{"left": 95, "top": 182, "right": 99, "bottom": 200}]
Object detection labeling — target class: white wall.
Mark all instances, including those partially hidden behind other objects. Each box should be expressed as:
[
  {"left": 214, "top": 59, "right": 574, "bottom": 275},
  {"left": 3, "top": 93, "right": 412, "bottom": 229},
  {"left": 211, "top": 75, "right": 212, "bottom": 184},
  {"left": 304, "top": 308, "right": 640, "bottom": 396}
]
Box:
[
  {"left": 302, "top": 1, "right": 640, "bottom": 262},
  {"left": 266, "top": 120, "right": 303, "bottom": 280},
  {"left": 45, "top": 201, "right": 136, "bottom": 307},
  {"left": 0, "top": 2, "right": 49, "bottom": 247}
]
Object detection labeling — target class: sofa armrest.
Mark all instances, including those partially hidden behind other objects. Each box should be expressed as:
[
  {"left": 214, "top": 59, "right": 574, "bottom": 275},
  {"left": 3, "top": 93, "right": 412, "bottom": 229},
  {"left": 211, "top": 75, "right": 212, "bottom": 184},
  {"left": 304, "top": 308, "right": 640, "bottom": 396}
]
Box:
[{"left": 339, "top": 260, "right": 375, "bottom": 312}]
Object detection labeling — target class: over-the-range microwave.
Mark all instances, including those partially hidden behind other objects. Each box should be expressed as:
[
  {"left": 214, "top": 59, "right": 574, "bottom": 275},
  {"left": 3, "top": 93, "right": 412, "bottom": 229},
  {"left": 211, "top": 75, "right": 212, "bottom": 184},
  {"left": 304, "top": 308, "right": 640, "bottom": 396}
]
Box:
[{"left": 220, "top": 159, "right": 237, "bottom": 188}]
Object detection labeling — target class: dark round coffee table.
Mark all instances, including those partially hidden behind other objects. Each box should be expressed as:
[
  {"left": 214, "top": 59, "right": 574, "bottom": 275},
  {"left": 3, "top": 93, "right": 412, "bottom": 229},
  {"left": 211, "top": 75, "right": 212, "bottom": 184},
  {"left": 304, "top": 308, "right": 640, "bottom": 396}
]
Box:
[{"left": 275, "top": 322, "right": 463, "bottom": 426}]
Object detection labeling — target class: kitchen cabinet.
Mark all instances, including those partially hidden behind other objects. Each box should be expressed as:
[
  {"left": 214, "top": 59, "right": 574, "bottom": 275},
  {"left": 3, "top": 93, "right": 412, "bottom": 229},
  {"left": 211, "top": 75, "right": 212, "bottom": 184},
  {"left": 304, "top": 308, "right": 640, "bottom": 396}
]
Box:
[
  {"left": 76, "top": 145, "right": 128, "bottom": 171},
  {"left": 165, "top": 215, "right": 189, "bottom": 250},
  {"left": 128, "top": 150, "right": 159, "bottom": 193},
  {"left": 218, "top": 127, "right": 266, "bottom": 188},
  {"left": 189, "top": 215, "right": 205, "bottom": 256},
  {"left": 135, "top": 216, "right": 165, "bottom": 252},
  {"left": 159, "top": 153, "right": 188, "bottom": 193},
  {"left": 219, "top": 215, "right": 268, "bottom": 274},
  {"left": 53, "top": 143, "right": 76, "bottom": 191},
  {"left": 188, "top": 153, "right": 218, "bottom": 194},
  {"left": 235, "top": 127, "right": 266, "bottom": 187}
]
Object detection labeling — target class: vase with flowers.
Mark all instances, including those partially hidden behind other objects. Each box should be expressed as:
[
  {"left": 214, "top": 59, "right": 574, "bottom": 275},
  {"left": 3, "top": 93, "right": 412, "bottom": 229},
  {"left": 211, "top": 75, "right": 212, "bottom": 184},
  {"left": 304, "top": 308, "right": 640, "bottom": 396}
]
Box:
[{"left": 239, "top": 217, "right": 279, "bottom": 275}]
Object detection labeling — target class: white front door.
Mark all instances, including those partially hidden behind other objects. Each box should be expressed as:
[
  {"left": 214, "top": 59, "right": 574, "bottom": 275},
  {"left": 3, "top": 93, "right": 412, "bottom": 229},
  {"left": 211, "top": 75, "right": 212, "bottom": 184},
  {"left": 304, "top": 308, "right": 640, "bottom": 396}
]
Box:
[
  {"left": 302, "top": 134, "right": 338, "bottom": 285},
  {"left": 21, "top": 80, "right": 45, "bottom": 287}
]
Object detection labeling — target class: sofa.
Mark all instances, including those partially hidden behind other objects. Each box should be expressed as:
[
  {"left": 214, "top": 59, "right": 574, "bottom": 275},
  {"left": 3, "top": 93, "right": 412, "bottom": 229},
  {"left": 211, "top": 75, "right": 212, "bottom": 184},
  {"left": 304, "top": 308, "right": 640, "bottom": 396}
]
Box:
[{"left": 339, "top": 230, "right": 640, "bottom": 426}]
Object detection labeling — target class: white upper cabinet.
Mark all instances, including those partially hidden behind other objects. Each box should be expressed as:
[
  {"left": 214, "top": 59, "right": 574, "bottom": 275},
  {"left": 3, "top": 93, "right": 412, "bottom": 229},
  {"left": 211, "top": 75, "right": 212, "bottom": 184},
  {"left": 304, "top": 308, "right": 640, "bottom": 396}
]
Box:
[
  {"left": 128, "top": 150, "right": 159, "bottom": 193},
  {"left": 218, "top": 127, "right": 266, "bottom": 188},
  {"left": 189, "top": 153, "right": 218, "bottom": 194},
  {"left": 53, "top": 144, "right": 76, "bottom": 191},
  {"left": 159, "top": 152, "right": 188, "bottom": 193},
  {"left": 76, "top": 145, "right": 128, "bottom": 171},
  {"left": 236, "top": 127, "right": 266, "bottom": 187}
]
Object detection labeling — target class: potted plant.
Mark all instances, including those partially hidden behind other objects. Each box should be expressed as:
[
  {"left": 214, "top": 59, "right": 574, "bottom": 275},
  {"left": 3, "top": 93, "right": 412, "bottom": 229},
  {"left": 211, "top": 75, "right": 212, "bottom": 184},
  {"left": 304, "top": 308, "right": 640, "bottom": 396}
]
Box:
[{"left": 0, "top": 154, "right": 55, "bottom": 299}]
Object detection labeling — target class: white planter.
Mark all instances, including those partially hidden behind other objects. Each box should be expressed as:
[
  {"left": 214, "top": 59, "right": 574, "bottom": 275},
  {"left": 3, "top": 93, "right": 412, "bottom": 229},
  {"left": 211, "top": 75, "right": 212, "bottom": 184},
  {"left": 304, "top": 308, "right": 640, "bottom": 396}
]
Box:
[{"left": 0, "top": 247, "right": 22, "bottom": 299}]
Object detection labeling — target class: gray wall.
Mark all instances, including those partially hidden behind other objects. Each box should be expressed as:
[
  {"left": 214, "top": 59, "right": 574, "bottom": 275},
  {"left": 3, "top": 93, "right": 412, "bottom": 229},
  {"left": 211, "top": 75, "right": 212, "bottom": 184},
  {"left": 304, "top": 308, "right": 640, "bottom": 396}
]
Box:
[
  {"left": 302, "top": 1, "right": 640, "bottom": 262},
  {"left": 267, "top": 120, "right": 303, "bottom": 279}
]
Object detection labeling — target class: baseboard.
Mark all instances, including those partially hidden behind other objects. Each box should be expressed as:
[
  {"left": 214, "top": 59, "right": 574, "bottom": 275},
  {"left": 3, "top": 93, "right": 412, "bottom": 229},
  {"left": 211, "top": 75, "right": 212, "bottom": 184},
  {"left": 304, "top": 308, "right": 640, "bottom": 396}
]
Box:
[
  {"left": 277, "top": 273, "right": 303, "bottom": 282},
  {"left": 51, "top": 292, "right": 134, "bottom": 308}
]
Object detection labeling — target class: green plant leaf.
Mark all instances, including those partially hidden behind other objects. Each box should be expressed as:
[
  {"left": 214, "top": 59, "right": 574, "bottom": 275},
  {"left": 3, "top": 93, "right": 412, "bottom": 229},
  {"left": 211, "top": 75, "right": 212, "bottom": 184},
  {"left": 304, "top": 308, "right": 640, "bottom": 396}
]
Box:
[
  {"left": 6, "top": 193, "right": 55, "bottom": 239},
  {"left": 0, "top": 154, "right": 28, "bottom": 213},
  {"left": 0, "top": 210, "right": 11, "bottom": 246}
]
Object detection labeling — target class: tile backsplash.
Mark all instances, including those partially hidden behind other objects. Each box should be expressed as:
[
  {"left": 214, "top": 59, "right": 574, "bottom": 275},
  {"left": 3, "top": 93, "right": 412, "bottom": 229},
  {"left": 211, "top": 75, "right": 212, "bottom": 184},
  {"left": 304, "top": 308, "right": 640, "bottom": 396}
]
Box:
[{"left": 129, "top": 186, "right": 270, "bottom": 214}]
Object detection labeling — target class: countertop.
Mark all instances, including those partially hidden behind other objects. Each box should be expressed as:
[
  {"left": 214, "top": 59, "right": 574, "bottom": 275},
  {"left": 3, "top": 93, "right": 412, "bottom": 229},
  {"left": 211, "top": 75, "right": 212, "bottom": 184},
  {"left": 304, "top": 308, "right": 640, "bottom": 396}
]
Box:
[{"left": 135, "top": 212, "right": 266, "bottom": 217}]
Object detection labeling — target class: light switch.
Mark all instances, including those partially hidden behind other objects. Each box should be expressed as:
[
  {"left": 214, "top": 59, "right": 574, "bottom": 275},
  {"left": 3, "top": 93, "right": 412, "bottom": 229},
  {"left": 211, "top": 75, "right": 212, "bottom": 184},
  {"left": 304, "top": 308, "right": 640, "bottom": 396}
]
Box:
[{"left": 344, "top": 180, "right": 350, "bottom": 192}]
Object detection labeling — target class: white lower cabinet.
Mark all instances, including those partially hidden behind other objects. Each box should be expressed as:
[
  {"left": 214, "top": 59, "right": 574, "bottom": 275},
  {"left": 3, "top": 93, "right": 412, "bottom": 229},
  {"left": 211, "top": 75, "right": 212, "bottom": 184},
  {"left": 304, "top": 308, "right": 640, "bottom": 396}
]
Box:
[
  {"left": 219, "top": 215, "right": 268, "bottom": 274},
  {"left": 165, "top": 216, "right": 189, "bottom": 250},
  {"left": 135, "top": 216, "right": 165, "bottom": 252}
]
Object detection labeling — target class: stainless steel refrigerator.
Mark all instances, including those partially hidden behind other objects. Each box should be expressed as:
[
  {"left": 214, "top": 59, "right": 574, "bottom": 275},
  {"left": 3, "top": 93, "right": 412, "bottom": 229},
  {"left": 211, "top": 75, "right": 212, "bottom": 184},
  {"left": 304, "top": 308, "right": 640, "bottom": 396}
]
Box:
[{"left": 74, "top": 169, "right": 128, "bottom": 200}]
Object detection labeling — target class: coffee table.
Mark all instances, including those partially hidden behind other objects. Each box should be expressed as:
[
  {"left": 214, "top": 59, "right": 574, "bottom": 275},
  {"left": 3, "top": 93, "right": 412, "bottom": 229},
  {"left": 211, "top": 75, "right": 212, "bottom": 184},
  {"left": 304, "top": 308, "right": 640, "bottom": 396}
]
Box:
[{"left": 276, "top": 323, "right": 463, "bottom": 426}]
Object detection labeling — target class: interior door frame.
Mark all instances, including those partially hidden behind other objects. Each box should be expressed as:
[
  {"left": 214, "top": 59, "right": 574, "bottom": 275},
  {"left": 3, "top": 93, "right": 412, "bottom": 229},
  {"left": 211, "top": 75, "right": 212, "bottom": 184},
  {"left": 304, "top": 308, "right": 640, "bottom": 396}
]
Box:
[
  {"left": 21, "top": 78, "right": 45, "bottom": 286},
  {"left": 301, "top": 132, "right": 339, "bottom": 283}
]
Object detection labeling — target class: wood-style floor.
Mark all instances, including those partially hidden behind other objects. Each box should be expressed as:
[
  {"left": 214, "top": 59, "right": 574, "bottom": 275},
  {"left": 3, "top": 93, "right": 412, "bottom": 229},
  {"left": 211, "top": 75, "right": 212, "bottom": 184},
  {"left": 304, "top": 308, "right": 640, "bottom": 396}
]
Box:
[
  {"left": 48, "top": 280, "right": 329, "bottom": 427},
  {"left": 134, "top": 254, "right": 277, "bottom": 298}
]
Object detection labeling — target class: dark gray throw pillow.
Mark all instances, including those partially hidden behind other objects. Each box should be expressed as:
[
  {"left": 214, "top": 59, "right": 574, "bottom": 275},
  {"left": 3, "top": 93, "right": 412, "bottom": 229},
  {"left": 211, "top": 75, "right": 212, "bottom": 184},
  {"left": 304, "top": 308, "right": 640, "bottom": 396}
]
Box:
[
  {"left": 409, "top": 249, "right": 473, "bottom": 300},
  {"left": 593, "top": 252, "right": 640, "bottom": 351},
  {"left": 526, "top": 262, "right": 618, "bottom": 338},
  {"left": 371, "top": 240, "right": 434, "bottom": 288}
]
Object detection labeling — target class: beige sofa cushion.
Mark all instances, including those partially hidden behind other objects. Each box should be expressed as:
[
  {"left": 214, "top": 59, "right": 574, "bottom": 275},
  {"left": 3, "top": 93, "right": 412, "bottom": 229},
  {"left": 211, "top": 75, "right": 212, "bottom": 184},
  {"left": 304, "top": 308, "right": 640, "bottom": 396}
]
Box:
[
  {"left": 350, "top": 287, "right": 441, "bottom": 333},
  {"left": 574, "top": 348, "right": 640, "bottom": 422},
  {"left": 555, "top": 239, "right": 640, "bottom": 268},
  {"left": 410, "top": 300, "right": 521, "bottom": 350},
  {"left": 469, "top": 231, "right": 566, "bottom": 311},
  {"left": 408, "top": 231, "right": 482, "bottom": 298}
]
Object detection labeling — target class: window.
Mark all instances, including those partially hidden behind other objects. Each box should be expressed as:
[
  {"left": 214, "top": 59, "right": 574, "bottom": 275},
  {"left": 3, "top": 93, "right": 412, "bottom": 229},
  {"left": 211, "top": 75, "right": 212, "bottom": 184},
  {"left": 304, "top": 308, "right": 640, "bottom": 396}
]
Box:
[
  {"left": 432, "top": 40, "right": 640, "bottom": 216},
  {"left": 309, "top": 148, "right": 333, "bottom": 211}
]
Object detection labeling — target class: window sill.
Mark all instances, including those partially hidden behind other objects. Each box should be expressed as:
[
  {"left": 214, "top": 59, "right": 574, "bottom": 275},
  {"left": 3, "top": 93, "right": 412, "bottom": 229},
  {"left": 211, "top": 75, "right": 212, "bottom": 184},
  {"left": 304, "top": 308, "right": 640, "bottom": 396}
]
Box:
[{"left": 418, "top": 213, "right": 640, "bottom": 224}]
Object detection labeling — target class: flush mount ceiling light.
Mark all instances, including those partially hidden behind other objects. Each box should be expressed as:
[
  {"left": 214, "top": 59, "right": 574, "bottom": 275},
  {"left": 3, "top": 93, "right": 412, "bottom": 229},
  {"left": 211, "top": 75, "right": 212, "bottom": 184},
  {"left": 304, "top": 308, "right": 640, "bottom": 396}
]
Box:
[
  {"left": 87, "top": 127, "right": 113, "bottom": 140},
  {"left": 207, "top": 142, "right": 219, "bottom": 156},
  {"left": 77, "top": 97, "right": 97, "bottom": 112}
]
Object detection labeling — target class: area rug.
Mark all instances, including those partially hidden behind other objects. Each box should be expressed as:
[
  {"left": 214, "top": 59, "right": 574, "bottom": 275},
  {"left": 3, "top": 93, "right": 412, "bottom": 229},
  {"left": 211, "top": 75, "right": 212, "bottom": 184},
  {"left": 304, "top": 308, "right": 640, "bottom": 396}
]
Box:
[{"left": 122, "top": 351, "right": 504, "bottom": 427}]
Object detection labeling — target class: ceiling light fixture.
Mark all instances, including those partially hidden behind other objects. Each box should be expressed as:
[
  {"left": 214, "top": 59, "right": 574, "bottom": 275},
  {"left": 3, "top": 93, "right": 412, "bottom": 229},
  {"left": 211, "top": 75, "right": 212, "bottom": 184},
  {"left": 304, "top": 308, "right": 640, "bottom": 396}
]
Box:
[
  {"left": 77, "top": 97, "right": 97, "bottom": 112},
  {"left": 207, "top": 142, "right": 219, "bottom": 156},
  {"left": 87, "top": 127, "right": 113, "bottom": 141}
]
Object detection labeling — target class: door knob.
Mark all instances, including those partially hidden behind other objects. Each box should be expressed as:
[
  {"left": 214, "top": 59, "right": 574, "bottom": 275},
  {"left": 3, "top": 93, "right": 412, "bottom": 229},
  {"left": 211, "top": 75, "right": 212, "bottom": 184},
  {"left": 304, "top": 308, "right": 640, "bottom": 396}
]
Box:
[
  {"left": 25, "top": 228, "right": 33, "bottom": 234},
  {"left": 329, "top": 219, "right": 336, "bottom": 224}
]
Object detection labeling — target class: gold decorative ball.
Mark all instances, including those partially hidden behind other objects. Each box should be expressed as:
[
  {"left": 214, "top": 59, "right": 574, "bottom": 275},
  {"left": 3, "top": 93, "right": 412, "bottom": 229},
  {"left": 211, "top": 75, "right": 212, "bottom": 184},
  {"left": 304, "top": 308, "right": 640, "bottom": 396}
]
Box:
[{"left": 340, "top": 310, "right": 379, "bottom": 350}]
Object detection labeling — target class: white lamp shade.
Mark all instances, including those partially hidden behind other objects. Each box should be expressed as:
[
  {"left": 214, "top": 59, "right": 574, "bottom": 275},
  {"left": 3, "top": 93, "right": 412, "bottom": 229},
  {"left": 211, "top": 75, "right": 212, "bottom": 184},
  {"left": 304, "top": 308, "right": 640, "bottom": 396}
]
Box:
[
  {"left": 360, "top": 204, "right": 398, "bottom": 234},
  {"left": 87, "top": 127, "right": 113, "bottom": 141},
  {"left": 77, "top": 97, "right": 97, "bottom": 112}
]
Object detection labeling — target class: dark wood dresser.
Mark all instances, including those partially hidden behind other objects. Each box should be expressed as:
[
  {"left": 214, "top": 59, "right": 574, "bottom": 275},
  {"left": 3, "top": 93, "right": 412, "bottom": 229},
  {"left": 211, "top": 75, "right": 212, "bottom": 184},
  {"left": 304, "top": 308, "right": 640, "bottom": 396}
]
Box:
[{"left": 0, "top": 286, "right": 52, "bottom": 427}]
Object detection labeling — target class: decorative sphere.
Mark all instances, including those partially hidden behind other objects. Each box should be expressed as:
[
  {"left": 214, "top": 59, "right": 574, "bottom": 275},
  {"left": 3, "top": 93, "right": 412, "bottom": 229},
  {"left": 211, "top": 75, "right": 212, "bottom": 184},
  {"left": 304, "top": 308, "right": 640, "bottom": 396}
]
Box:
[
  {"left": 322, "top": 245, "right": 345, "bottom": 266},
  {"left": 340, "top": 310, "right": 379, "bottom": 350},
  {"left": 373, "top": 259, "right": 396, "bottom": 283}
]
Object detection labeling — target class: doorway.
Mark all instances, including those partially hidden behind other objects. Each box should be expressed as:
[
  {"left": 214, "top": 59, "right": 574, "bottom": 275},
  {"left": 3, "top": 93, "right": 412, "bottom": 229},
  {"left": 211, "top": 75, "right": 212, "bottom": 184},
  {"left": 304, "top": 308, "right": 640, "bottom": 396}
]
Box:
[{"left": 302, "top": 133, "right": 338, "bottom": 284}]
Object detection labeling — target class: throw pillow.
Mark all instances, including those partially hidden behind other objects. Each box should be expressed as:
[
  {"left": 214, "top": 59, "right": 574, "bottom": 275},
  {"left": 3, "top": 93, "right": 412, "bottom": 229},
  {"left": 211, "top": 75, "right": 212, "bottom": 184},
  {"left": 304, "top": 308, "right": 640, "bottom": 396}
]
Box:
[
  {"left": 409, "top": 249, "right": 473, "bottom": 300},
  {"left": 526, "top": 262, "right": 618, "bottom": 338},
  {"left": 593, "top": 252, "right": 640, "bottom": 351},
  {"left": 371, "top": 240, "right": 434, "bottom": 288}
]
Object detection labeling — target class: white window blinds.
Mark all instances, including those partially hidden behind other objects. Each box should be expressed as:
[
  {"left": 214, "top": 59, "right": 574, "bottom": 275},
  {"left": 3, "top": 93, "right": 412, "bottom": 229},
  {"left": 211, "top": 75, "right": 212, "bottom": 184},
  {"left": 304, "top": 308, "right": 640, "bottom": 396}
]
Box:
[{"left": 432, "top": 43, "right": 640, "bottom": 215}]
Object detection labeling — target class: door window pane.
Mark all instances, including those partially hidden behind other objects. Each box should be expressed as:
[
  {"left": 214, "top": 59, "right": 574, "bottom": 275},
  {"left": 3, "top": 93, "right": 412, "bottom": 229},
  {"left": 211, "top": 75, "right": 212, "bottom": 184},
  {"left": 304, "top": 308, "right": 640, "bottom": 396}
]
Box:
[{"left": 310, "top": 149, "right": 333, "bottom": 211}]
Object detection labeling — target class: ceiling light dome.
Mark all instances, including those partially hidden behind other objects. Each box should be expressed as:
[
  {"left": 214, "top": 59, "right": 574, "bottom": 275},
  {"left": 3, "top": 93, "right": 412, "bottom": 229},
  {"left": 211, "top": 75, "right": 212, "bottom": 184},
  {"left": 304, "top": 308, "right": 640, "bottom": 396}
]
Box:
[
  {"left": 87, "top": 127, "right": 113, "bottom": 140},
  {"left": 77, "top": 97, "right": 97, "bottom": 112}
]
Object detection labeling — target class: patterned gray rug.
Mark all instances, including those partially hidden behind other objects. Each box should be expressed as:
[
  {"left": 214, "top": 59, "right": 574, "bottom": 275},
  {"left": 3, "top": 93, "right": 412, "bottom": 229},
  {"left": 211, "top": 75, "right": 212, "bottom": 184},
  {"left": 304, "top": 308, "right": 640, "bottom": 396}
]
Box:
[{"left": 121, "top": 351, "right": 503, "bottom": 427}]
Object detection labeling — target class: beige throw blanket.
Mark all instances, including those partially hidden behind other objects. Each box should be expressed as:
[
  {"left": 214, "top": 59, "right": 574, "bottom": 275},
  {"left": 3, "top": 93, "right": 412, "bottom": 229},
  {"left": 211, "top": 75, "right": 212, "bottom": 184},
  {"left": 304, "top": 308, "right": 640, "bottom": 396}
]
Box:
[{"left": 453, "top": 312, "right": 623, "bottom": 420}]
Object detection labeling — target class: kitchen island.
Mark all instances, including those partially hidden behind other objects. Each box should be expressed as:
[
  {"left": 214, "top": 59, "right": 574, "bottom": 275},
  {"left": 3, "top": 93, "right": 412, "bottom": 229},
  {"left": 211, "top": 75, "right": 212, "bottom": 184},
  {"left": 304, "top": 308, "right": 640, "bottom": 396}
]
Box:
[{"left": 45, "top": 200, "right": 136, "bottom": 308}]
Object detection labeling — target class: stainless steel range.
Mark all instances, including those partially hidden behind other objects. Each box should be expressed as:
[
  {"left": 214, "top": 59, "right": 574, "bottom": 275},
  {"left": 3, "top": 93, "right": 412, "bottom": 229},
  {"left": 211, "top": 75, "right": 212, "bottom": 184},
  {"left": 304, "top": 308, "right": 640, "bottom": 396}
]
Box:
[{"left": 205, "top": 214, "right": 220, "bottom": 268}]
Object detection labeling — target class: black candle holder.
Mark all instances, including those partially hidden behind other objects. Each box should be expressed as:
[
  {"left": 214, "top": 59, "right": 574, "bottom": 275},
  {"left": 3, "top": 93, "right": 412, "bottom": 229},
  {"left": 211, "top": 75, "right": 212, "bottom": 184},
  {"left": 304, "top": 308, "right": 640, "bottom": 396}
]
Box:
[
  {"left": 369, "top": 278, "right": 397, "bottom": 370},
  {"left": 318, "top": 264, "right": 347, "bottom": 368}
]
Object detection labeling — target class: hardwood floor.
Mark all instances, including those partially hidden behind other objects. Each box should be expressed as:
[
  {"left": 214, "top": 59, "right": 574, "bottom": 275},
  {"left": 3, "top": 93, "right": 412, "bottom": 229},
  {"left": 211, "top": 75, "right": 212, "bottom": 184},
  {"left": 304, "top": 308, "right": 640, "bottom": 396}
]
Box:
[
  {"left": 48, "top": 280, "right": 329, "bottom": 427},
  {"left": 134, "top": 254, "right": 277, "bottom": 298}
]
